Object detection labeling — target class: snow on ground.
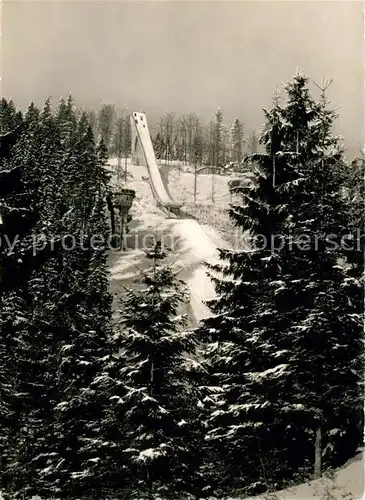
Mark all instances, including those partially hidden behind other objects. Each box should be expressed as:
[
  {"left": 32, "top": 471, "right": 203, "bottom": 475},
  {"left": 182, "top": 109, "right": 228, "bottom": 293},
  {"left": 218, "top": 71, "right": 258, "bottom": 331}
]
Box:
[
  {"left": 167, "top": 218, "right": 223, "bottom": 323},
  {"left": 231, "top": 450, "right": 364, "bottom": 500},
  {"left": 107, "top": 161, "right": 363, "bottom": 499},
  {"left": 169, "top": 218, "right": 223, "bottom": 267},
  {"left": 166, "top": 166, "right": 232, "bottom": 208},
  {"left": 107, "top": 159, "right": 231, "bottom": 325},
  {"left": 162, "top": 165, "right": 250, "bottom": 248}
]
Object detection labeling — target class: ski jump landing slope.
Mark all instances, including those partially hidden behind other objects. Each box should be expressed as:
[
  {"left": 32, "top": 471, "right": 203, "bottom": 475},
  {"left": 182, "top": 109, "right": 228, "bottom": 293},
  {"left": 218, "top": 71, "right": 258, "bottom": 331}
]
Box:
[{"left": 130, "top": 112, "right": 181, "bottom": 215}]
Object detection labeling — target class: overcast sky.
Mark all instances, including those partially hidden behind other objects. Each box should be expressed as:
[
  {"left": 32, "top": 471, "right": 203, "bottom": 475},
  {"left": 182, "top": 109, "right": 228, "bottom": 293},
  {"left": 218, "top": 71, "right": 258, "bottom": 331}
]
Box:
[{"left": 3, "top": 0, "right": 364, "bottom": 155}]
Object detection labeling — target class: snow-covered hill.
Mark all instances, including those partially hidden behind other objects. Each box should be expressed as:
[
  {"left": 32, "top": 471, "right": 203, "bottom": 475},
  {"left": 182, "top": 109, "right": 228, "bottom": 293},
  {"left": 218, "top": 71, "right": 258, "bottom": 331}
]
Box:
[{"left": 107, "top": 159, "right": 230, "bottom": 326}]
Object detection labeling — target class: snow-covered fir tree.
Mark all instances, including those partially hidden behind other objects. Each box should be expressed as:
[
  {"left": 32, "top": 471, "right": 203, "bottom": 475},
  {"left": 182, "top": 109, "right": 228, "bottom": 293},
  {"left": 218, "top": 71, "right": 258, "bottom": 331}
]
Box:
[
  {"left": 248, "top": 129, "right": 259, "bottom": 154},
  {"left": 214, "top": 107, "right": 225, "bottom": 168},
  {"left": 112, "top": 108, "right": 131, "bottom": 182},
  {"left": 98, "top": 104, "right": 116, "bottom": 154},
  {"left": 43, "top": 110, "right": 112, "bottom": 498},
  {"left": 0, "top": 98, "right": 23, "bottom": 134},
  {"left": 111, "top": 242, "right": 199, "bottom": 499},
  {"left": 195, "top": 71, "right": 363, "bottom": 497},
  {"left": 273, "top": 74, "right": 363, "bottom": 476},
  {"left": 344, "top": 154, "right": 364, "bottom": 279},
  {"left": 152, "top": 132, "right": 164, "bottom": 160},
  {"left": 0, "top": 100, "right": 68, "bottom": 499},
  {"left": 0, "top": 104, "right": 34, "bottom": 497},
  {"left": 230, "top": 117, "right": 244, "bottom": 164},
  {"left": 0, "top": 98, "right": 114, "bottom": 499}
]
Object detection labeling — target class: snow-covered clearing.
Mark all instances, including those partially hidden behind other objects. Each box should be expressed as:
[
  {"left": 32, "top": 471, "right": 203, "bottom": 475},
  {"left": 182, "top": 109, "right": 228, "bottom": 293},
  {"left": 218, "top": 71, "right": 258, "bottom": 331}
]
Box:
[
  {"left": 163, "top": 165, "right": 250, "bottom": 247},
  {"left": 166, "top": 167, "right": 232, "bottom": 208}
]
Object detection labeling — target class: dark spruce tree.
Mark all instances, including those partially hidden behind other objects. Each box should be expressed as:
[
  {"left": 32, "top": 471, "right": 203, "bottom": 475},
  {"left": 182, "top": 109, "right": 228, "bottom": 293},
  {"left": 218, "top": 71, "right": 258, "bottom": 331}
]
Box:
[
  {"left": 0, "top": 100, "right": 66, "bottom": 498},
  {"left": 109, "top": 242, "right": 199, "bottom": 499},
  {"left": 280, "top": 79, "right": 363, "bottom": 474},
  {"left": 344, "top": 154, "right": 364, "bottom": 279},
  {"left": 194, "top": 90, "right": 298, "bottom": 497},
  {"left": 0, "top": 99, "right": 84, "bottom": 499},
  {"left": 0, "top": 98, "right": 114, "bottom": 499},
  {"left": 196, "top": 71, "right": 363, "bottom": 497},
  {"left": 0, "top": 104, "right": 30, "bottom": 497},
  {"left": 42, "top": 110, "right": 112, "bottom": 498},
  {"left": 0, "top": 98, "right": 23, "bottom": 134}
]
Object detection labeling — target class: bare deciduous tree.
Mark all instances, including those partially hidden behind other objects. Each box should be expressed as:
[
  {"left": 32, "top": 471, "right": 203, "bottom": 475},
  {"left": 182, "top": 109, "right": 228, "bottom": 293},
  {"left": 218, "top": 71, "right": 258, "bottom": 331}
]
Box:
[{"left": 98, "top": 103, "right": 116, "bottom": 153}]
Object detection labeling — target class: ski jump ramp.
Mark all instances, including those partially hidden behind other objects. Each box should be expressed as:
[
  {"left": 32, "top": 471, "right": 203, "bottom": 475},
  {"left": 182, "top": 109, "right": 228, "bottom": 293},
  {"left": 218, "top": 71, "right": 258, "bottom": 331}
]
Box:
[{"left": 130, "top": 112, "right": 181, "bottom": 216}]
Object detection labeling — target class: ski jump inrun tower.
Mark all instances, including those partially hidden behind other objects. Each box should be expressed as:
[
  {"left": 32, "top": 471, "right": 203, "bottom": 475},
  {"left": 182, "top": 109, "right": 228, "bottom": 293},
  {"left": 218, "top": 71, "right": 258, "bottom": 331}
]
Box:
[{"left": 130, "top": 111, "right": 181, "bottom": 217}]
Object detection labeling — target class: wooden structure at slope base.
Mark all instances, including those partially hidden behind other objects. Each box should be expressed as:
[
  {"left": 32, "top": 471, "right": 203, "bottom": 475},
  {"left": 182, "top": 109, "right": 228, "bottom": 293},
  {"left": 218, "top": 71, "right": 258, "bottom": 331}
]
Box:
[{"left": 107, "top": 188, "right": 135, "bottom": 249}]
